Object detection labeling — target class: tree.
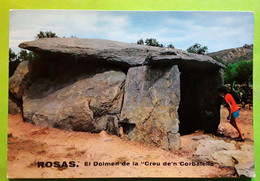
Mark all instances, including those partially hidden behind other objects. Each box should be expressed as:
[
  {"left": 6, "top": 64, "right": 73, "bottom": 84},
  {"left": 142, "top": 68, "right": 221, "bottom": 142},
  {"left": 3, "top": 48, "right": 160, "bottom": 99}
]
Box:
[
  {"left": 18, "top": 50, "right": 37, "bottom": 61},
  {"left": 9, "top": 48, "right": 17, "bottom": 61},
  {"left": 224, "top": 61, "right": 253, "bottom": 87},
  {"left": 9, "top": 49, "right": 40, "bottom": 77},
  {"left": 137, "top": 38, "right": 144, "bottom": 45},
  {"left": 145, "top": 38, "right": 163, "bottom": 47},
  {"left": 10, "top": 31, "right": 53, "bottom": 76},
  {"left": 167, "top": 44, "right": 175, "bottom": 49},
  {"left": 35, "top": 31, "right": 58, "bottom": 39},
  {"left": 187, "top": 43, "right": 208, "bottom": 55},
  {"left": 224, "top": 63, "right": 238, "bottom": 87},
  {"left": 9, "top": 48, "right": 20, "bottom": 77},
  {"left": 137, "top": 38, "right": 164, "bottom": 47},
  {"left": 235, "top": 61, "right": 253, "bottom": 86},
  {"left": 18, "top": 50, "right": 29, "bottom": 61}
]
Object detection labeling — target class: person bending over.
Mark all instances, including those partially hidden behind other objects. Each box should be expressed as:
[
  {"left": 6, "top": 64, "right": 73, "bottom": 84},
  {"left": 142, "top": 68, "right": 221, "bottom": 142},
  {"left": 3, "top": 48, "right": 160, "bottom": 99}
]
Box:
[{"left": 218, "top": 86, "right": 244, "bottom": 141}]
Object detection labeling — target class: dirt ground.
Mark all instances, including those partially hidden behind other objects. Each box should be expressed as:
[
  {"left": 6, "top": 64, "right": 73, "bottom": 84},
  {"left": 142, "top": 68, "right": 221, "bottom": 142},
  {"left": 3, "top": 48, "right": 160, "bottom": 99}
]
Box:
[{"left": 7, "top": 106, "right": 253, "bottom": 178}]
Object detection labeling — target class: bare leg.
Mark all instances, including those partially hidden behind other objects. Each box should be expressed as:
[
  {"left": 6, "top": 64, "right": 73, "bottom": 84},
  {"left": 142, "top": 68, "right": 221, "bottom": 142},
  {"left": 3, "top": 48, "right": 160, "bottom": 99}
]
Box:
[{"left": 230, "top": 118, "right": 244, "bottom": 139}]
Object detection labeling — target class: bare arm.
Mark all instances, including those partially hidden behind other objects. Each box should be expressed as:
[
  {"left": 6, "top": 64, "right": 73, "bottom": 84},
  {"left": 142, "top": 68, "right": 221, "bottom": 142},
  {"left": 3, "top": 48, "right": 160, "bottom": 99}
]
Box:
[{"left": 226, "top": 102, "right": 232, "bottom": 120}]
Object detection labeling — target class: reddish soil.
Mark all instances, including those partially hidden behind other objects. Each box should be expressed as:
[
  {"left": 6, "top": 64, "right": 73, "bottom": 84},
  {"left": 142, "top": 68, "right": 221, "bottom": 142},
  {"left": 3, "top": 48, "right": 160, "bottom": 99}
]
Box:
[
  {"left": 219, "top": 106, "right": 254, "bottom": 141},
  {"left": 7, "top": 106, "right": 253, "bottom": 178}
]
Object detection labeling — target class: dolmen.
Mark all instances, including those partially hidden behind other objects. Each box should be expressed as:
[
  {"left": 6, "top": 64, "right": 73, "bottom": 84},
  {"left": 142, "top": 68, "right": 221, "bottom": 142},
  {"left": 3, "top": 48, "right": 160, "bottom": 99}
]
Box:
[{"left": 9, "top": 38, "right": 225, "bottom": 150}]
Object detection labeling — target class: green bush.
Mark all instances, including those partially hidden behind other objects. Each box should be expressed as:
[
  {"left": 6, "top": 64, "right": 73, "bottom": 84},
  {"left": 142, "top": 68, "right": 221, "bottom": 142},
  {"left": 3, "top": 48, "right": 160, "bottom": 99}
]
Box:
[
  {"left": 224, "top": 61, "right": 253, "bottom": 86},
  {"left": 35, "top": 31, "right": 58, "bottom": 39},
  {"left": 137, "top": 38, "right": 163, "bottom": 47},
  {"left": 187, "top": 43, "right": 208, "bottom": 55}
]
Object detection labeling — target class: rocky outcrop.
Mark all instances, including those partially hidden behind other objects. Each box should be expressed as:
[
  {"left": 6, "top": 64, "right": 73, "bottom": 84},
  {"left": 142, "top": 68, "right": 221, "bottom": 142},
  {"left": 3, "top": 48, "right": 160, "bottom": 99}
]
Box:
[
  {"left": 208, "top": 44, "right": 253, "bottom": 64},
  {"left": 195, "top": 140, "right": 237, "bottom": 166},
  {"left": 195, "top": 139, "right": 254, "bottom": 177},
  {"left": 12, "top": 38, "right": 225, "bottom": 150},
  {"left": 9, "top": 61, "right": 29, "bottom": 99},
  {"left": 9, "top": 60, "right": 29, "bottom": 114},
  {"left": 235, "top": 161, "right": 255, "bottom": 177},
  {"left": 120, "top": 65, "right": 180, "bottom": 149},
  {"left": 8, "top": 99, "right": 21, "bottom": 114}
]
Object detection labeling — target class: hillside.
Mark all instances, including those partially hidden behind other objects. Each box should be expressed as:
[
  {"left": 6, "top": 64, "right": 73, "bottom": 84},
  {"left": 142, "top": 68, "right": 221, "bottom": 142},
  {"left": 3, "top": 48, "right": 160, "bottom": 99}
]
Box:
[{"left": 208, "top": 44, "right": 253, "bottom": 64}]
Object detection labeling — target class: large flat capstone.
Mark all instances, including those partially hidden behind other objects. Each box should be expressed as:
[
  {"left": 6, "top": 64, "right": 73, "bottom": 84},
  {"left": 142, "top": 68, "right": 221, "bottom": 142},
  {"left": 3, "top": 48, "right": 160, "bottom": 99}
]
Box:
[{"left": 19, "top": 38, "right": 224, "bottom": 69}]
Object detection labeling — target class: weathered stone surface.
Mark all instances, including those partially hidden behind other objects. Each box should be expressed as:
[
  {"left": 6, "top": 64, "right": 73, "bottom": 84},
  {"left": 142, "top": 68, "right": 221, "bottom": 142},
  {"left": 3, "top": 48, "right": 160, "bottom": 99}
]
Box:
[
  {"left": 147, "top": 50, "right": 225, "bottom": 69},
  {"left": 240, "top": 143, "right": 254, "bottom": 153},
  {"left": 95, "top": 115, "right": 119, "bottom": 135},
  {"left": 105, "top": 115, "right": 120, "bottom": 135},
  {"left": 195, "top": 139, "right": 255, "bottom": 174},
  {"left": 211, "top": 150, "right": 242, "bottom": 166},
  {"left": 8, "top": 99, "right": 21, "bottom": 114},
  {"left": 9, "top": 61, "right": 29, "bottom": 99},
  {"left": 23, "top": 70, "right": 125, "bottom": 132},
  {"left": 189, "top": 135, "right": 214, "bottom": 141},
  {"left": 195, "top": 140, "right": 237, "bottom": 166},
  {"left": 120, "top": 65, "right": 180, "bottom": 150},
  {"left": 235, "top": 161, "right": 255, "bottom": 177},
  {"left": 19, "top": 38, "right": 224, "bottom": 69}
]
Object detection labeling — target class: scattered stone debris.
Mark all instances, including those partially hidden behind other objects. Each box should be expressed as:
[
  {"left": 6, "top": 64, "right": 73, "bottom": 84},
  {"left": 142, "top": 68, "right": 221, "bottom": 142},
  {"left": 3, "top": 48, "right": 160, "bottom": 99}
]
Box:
[{"left": 193, "top": 135, "right": 254, "bottom": 177}]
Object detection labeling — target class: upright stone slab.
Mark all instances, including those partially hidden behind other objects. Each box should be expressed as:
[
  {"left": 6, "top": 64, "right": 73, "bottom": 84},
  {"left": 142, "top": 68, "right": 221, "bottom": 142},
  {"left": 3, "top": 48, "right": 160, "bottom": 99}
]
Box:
[
  {"left": 120, "top": 65, "right": 181, "bottom": 150},
  {"left": 9, "top": 61, "right": 29, "bottom": 99},
  {"left": 23, "top": 70, "right": 126, "bottom": 132}
]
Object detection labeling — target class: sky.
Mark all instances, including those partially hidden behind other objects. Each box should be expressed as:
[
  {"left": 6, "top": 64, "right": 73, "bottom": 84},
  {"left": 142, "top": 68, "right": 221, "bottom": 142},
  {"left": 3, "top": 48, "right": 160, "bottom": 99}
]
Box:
[{"left": 9, "top": 10, "right": 254, "bottom": 53}]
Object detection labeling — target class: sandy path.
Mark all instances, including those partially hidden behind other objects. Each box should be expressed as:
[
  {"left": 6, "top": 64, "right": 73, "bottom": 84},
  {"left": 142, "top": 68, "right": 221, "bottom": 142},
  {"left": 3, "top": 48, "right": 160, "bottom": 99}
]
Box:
[{"left": 8, "top": 106, "right": 253, "bottom": 178}]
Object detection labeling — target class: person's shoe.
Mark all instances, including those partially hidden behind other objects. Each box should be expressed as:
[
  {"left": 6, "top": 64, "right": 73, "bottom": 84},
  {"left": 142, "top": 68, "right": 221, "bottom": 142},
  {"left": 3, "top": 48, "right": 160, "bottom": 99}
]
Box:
[{"left": 234, "top": 137, "right": 245, "bottom": 142}]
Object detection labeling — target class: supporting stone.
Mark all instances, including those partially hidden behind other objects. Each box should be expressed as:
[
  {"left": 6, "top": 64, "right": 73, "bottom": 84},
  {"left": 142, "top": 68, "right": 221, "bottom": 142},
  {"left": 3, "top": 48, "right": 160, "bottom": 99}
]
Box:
[
  {"left": 22, "top": 70, "right": 126, "bottom": 132},
  {"left": 120, "top": 65, "right": 181, "bottom": 150}
]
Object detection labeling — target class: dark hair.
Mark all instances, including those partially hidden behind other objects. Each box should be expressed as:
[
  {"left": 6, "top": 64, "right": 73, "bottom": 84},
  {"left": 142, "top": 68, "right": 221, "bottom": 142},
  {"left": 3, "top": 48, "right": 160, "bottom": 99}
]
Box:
[{"left": 218, "top": 86, "right": 229, "bottom": 94}]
